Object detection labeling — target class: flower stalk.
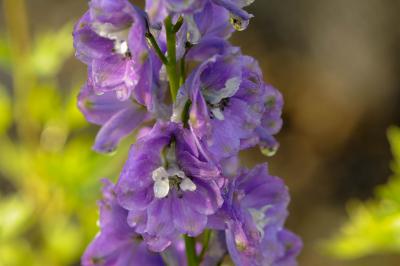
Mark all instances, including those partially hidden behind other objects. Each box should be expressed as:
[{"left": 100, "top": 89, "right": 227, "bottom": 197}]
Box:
[
  {"left": 73, "top": 1, "right": 303, "bottom": 265},
  {"left": 198, "top": 229, "right": 212, "bottom": 262},
  {"left": 184, "top": 235, "right": 198, "bottom": 266},
  {"left": 165, "top": 16, "right": 179, "bottom": 102},
  {"left": 145, "top": 32, "right": 168, "bottom": 65}
]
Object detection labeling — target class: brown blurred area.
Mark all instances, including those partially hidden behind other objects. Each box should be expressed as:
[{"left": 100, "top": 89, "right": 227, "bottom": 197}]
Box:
[
  {"left": 238, "top": 1, "right": 400, "bottom": 265},
  {"left": 2, "top": 0, "right": 400, "bottom": 265}
]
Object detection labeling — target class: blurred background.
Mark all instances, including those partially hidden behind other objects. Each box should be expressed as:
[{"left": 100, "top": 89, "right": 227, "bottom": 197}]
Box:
[{"left": 0, "top": 0, "right": 400, "bottom": 265}]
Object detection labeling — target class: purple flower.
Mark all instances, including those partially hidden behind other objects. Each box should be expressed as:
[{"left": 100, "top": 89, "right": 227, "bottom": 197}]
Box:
[
  {"left": 217, "top": 164, "right": 302, "bottom": 266},
  {"left": 175, "top": 52, "right": 282, "bottom": 164},
  {"left": 145, "top": 1, "right": 235, "bottom": 65},
  {"left": 73, "top": 0, "right": 159, "bottom": 105},
  {"left": 78, "top": 77, "right": 151, "bottom": 153},
  {"left": 212, "top": 0, "right": 254, "bottom": 31},
  {"left": 73, "top": 1, "right": 302, "bottom": 264},
  {"left": 255, "top": 85, "right": 284, "bottom": 156},
  {"left": 147, "top": 0, "right": 207, "bottom": 17},
  {"left": 177, "top": 2, "right": 234, "bottom": 45},
  {"left": 146, "top": 0, "right": 253, "bottom": 36},
  {"left": 115, "top": 122, "right": 224, "bottom": 251},
  {"left": 82, "top": 179, "right": 164, "bottom": 266}
]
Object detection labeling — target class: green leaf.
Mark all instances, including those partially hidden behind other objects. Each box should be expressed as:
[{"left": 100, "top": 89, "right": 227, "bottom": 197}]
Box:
[
  {"left": 0, "top": 86, "right": 12, "bottom": 134},
  {"left": 324, "top": 126, "right": 400, "bottom": 258}
]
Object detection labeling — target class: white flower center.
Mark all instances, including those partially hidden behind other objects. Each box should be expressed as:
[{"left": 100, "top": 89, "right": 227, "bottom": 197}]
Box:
[
  {"left": 92, "top": 22, "right": 131, "bottom": 56},
  {"left": 249, "top": 206, "right": 271, "bottom": 238},
  {"left": 114, "top": 40, "right": 129, "bottom": 55},
  {"left": 203, "top": 77, "right": 241, "bottom": 121},
  {"left": 92, "top": 22, "right": 130, "bottom": 41},
  {"left": 203, "top": 77, "right": 241, "bottom": 105},
  {"left": 152, "top": 166, "right": 196, "bottom": 199}
]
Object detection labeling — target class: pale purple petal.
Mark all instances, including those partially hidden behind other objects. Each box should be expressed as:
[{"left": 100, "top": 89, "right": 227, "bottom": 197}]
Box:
[{"left": 93, "top": 103, "right": 150, "bottom": 153}]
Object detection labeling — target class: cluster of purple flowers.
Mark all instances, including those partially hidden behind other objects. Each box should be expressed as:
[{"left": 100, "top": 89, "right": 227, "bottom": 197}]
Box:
[{"left": 73, "top": 0, "right": 302, "bottom": 265}]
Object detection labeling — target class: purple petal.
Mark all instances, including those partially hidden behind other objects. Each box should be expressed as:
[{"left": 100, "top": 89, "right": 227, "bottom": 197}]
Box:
[
  {"left": 172, "top": 194, "right": 207, "bottom": 236},
  {"left": 91, "top": 55, "right": 138, "bottom": 95},
  {"left": 77, "top": 80, "right": 132, "bottom": 125},
  {"left": 194, "top": 3, "right": 233, "bottom": 39},
  {"left": 146, "top": 198, "right": 176, "bottom": 237},
  {"left": 182, "top": 179, "right": 223, "bottom": 215},
  {"left": 73, "top": 12, "right": 114, "bottom": 64},
  {"left": 178, "top": 151, "right": 220, "bottom": 180},
  {"left": 143, "top": 234, "right": 172, "bottom": 253},
  {"left": 208, "top": 118, "right": 240, "bottom": 160},
  {"left": 274, "top": 230, "right": 303, "bottom": 266},
  {"left": 187, "top": 38, "right": 235, "bottom": 61},
  {"left": 93, "top": 103, "right": 149, "bottom": 153},
  {"left": 89, "top": 0, "right": 134, "bottom": 27}
]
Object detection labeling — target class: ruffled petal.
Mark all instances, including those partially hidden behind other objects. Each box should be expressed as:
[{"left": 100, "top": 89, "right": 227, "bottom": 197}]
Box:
[{"left": 93, "top": 103, "right": 150, "bottom": 153}]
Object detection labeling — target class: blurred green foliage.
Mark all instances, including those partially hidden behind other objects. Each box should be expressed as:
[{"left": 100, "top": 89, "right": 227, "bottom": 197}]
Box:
[
  {"left": 326, "top": 126, "right": 400, "bottom": 259},
  {"left": 0, "top": 21, "right": 128, "bottom": 266}
]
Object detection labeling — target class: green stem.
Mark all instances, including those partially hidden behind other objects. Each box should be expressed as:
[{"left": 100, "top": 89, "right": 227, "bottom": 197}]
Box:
[
  {"left": 165, "top": 16, "right": 179, "bottom": 102},
  {"left": 172, "top": 16, "right": 184, "bottom": 33},
  {"left": 185, "top": 235, "right": 198, "bottom": 266},
  {"left": 198, "top": 229, "right": 212, "bottom": 262},
  {"left": 145, "top": 32, "right": 168, "bottom": 65}
]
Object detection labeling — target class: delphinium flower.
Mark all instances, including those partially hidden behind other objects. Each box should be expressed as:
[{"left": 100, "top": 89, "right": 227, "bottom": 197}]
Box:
[
  {"left": 73, "top": 0, "right": 159, "bottom": 104},
  {"left": 82, "top": 179, "right": 164, "bottom": 266},
  {"left": 115, "top": 121, "right": 223, "bottom": 251},
  {"left": 173, "top": 52, "right": 282, "bottom": 165},
  {"left": 211, "top": 164, "right": 302, "bottom": 266},
  {"left": 73, "top": 0, "right": 302, "bottom": 265},
  {"left": 146, "top": 0, "right": 254, "bottom": 34}
]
